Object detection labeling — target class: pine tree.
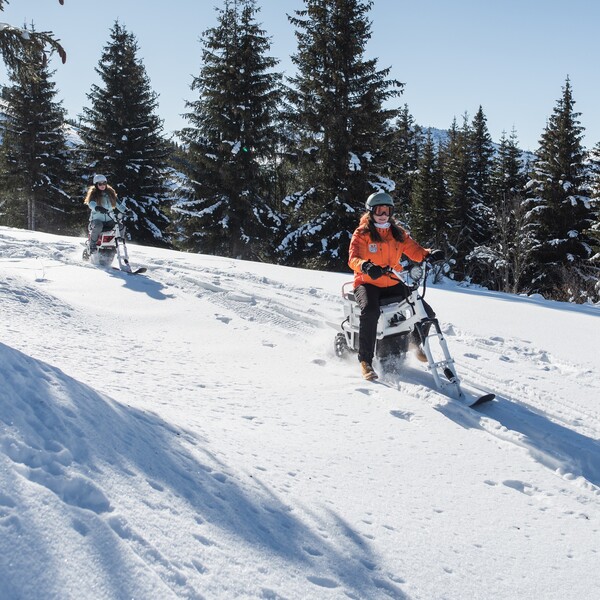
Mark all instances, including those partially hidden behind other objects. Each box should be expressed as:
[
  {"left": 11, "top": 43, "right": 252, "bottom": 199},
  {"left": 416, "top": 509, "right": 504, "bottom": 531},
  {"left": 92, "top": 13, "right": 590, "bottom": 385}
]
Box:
[
  {"left": 0, "top": 28, "right": 76, "bottom": 232},
  {"left": 80, "top": 21, "right": 170, "bottom": 247},
  {"left": 526, "top": 78, "right": 596, "bottom": 300},
  {"left": 582, "top": 141, "right": 600, "bottom": 300},
  {"left": 410, "top": 130, "right": 448, "bottom": 250},
  {"left": 443, "top": 115, "right": 475, "bottom": 277},
  {"left": 175, "top": 0, "right": 282, "bottom": 259},
  {"left": 465, "top": 107, "right": 499, "bottom": 282},
  {"left": 469, "top": 106, "right": 494, "bottom": 242},
  {"left": 388, "top": 105, "right": 421, "bottom": 217},
  {"left": 280, "top": 0, "right": 402, "bottom": 270},
  {"left": 441, "top": 109, "right": 497, "bottom": 282},
  {"left": 477, "top": 130, "right": 534, "bottom": 292},
  {"left": 0, "top": 1, "right": 66, "bottom": 80}
]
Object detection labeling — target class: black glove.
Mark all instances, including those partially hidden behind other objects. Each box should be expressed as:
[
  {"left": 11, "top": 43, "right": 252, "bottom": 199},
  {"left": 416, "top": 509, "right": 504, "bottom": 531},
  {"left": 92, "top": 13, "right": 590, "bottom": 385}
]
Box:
[
  {"left": 427, "top": 249, "right": 445, "bottom": 263},
  {"left": 95, "top": 205, "right": 108, "bottom": 214},
  {"left": 361, "top": 261, "right": 385, "bottom": 280}
]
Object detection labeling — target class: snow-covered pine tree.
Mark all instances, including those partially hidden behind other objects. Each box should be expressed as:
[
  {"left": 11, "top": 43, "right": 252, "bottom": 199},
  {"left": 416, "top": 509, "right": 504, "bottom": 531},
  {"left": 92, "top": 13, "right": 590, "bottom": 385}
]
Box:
[
  {"left": 175, "top": 0, "right": 282, "bottom": 259},
  {"left": 0, "top": 0, "right": 66, "bottom": 80},
  {"left": 477, "top": 130, "right": 535, "bottom": 293},
  {"left": 443, "top": 115, "right": 476, "bottom": 278},
  {"left": 465, "top": 106, "right": 499, "bottom": 282},
  {"left": 588, "top": 141, "right": 600, "bottom": 255},
  {"left": 579, "top": 140, "right": 600, "bottom": 301},
  {"left": 280, "top": 0, "right": 402, "bottom": 270},
  {"left": 409, "top": 130, "right": 448, "bottom": 253},
  {"left": 525, "top": 78, "right": 596, "bottom": 301},
  {"left": 79, "top": 21, "right": 170, "bottom": 247},
  {"left": 0, "top": 28, "right": 76, "bottom": 232},
  {"left": 387, "top": 105, "right": 421, "bottom": 217},
  {"left": 469, "top": 107, "right": 494, "bottom": 240}
]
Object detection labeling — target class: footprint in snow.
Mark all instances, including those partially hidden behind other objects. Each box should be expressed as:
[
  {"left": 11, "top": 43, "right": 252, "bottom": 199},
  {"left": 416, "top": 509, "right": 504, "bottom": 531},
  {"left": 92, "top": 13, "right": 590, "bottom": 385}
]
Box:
[
  {"left": 390, "top": 410, "right": 415, "bottom": 422},
  {"left": 146, "top": 479, "right": 164, "bottom": 492},
  {"left": 356, "top": 387, "right": 375, "bottom": 396},
  {"left": 302, "top": 545, "right": 323, "bottom": 557},
  {"left": 306, "top": 576, "right": 339, "bottom": 589},
  {"left": 502, "top": 479, "right": 536, "bottom": 495}
]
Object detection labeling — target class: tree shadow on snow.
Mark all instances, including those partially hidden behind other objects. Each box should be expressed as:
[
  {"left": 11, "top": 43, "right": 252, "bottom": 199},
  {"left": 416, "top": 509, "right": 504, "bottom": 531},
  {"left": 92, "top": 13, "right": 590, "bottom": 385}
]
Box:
[{"left": 0, "top": 342, "right": 409, "bottom": 599}]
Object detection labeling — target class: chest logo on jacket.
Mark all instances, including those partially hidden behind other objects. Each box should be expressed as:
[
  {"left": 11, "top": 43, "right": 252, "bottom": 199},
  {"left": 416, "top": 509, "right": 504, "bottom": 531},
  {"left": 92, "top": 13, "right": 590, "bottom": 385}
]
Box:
[{"left": 368, "top": 243, "right": 378, "bottom": 253}]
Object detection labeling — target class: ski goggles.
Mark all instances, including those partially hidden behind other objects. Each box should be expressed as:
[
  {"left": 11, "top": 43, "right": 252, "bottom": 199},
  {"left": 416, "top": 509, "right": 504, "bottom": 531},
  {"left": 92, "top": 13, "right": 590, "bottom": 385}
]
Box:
[{"left": 373, "top": 205, "right": 392, "bottom": 216}]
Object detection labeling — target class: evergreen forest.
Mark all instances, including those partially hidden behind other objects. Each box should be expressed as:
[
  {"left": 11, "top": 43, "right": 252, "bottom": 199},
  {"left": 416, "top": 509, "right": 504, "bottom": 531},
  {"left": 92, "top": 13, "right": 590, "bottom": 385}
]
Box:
[{"left": 1, "top": 0, "right": 599, "bottom": 303}]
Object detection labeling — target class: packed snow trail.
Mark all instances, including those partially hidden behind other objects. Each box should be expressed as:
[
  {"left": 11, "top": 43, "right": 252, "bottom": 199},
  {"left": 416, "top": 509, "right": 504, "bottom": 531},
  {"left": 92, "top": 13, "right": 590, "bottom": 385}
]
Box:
[{"left": 1, "top": 227, "right": 599, "bottom": 600}]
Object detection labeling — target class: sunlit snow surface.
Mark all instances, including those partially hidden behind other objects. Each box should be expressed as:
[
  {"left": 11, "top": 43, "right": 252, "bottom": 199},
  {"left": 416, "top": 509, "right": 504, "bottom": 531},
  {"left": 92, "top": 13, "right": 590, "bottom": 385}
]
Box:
[{"left": 1, "top": 226, "right": 599, "bottom": 600}]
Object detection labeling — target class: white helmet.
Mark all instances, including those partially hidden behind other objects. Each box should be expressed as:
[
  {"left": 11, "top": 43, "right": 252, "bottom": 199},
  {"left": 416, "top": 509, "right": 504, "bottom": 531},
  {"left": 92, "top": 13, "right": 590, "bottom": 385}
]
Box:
[{"left": 93, "top": 174, "right": 107, "bottom": 185}]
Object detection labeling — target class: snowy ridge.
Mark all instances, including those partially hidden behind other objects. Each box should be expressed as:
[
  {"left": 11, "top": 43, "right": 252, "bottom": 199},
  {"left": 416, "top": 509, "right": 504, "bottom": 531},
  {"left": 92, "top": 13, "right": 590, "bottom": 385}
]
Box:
[{"left": 1, "top": 226, "right": 599, "bottom": 600}]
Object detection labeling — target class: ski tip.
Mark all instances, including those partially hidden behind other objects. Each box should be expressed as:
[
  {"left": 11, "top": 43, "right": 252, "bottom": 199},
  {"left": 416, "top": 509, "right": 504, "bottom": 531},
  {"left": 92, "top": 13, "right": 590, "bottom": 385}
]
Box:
[
  {"left": 469, "top": 393, "right": 496, "bottom": 408},
  {"left": 112, "top": 266, "right": 147, "bottom": 275}
]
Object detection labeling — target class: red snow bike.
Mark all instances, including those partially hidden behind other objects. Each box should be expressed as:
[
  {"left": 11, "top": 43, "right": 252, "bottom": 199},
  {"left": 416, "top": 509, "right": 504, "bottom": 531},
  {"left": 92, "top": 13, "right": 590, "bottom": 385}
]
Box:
[{"left": 82, "top": 211, "right": 145, "bottom": 274}]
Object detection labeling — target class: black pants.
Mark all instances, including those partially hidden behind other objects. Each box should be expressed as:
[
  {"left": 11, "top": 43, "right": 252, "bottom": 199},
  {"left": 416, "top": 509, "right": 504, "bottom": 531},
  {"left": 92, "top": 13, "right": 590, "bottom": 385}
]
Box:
[{"left": 354, "top": 282, "right": 435, "bottom": 364}]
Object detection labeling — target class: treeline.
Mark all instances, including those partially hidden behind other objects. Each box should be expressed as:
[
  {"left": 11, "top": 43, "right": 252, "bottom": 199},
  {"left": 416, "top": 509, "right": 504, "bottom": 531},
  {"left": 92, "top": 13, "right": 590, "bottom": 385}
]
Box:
[{"left": 1, "top": 0, "right": 598, "bottom": 302}]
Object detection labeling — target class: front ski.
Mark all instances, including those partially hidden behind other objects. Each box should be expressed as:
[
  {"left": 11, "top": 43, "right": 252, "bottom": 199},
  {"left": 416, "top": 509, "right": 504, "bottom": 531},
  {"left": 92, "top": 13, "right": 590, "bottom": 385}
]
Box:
[
  {"left": 112, "top": 266, "right": 147, "bottom": 275},
  {"left": 468, "top": 392, "right": 495, "bottom": 408},
  {"left": 457, "top": 385, "right": 495, "bottom": 408}
]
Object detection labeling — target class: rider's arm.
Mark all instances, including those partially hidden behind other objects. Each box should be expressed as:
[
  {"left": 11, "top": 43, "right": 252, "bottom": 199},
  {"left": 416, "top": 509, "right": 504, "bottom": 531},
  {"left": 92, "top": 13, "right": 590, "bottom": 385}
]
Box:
[
  {"left": 401, "top": 235, "right": 429, "bottom": 263},
  {"left": 114, "top": 198, "right": 127, "bottom": 213},
  {"left": 348, "top": 230, "right": 370, "bottom": 273}
]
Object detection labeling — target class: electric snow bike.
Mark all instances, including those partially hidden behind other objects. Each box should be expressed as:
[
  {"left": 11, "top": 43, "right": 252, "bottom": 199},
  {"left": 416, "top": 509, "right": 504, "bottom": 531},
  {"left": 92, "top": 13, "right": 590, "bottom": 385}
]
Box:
[
  {"left": 334, "top": 260, "right": 494, "bottom": 407},
  {"left": 82, "top": 211, "right": 145, "bottom": 274}
]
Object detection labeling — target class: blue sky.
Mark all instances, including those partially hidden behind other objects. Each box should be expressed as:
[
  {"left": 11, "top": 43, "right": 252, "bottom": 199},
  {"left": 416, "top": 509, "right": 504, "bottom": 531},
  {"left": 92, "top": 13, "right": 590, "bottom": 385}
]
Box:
[{"left": 1, "top": 0, "right": 599, "bottom": 151}]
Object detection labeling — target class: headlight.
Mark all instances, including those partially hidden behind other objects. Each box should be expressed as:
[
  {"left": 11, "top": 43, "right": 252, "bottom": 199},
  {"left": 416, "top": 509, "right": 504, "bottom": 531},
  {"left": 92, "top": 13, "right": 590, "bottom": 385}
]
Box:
[{"left": 409, "top": 265, "right": 423, "bottom": 282}]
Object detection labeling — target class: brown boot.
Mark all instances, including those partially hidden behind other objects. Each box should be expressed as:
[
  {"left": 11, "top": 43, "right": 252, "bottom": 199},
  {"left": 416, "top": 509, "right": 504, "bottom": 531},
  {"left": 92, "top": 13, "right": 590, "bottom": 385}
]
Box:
[
  {"left": 410, "top": 343, "right": 428, "bottom": 363},
  {"left": 360, "top": 361, "right": 378, "bottom": 381}
]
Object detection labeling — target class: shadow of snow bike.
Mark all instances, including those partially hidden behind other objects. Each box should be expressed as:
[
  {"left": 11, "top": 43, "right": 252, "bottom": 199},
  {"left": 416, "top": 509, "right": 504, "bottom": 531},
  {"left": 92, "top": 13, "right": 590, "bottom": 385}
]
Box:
[
  {"left": 334, "top": 259, "right": 494, "bottom": 407},
  {"left": 82, "top": 210, "right": 146, "bottom": 275}
]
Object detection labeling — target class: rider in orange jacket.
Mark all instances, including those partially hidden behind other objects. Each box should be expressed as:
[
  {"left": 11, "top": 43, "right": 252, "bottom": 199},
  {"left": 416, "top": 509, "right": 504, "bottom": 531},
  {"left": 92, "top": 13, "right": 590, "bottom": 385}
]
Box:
[{"left": 348, "top": 191, "right": 438, "bottom": 381}]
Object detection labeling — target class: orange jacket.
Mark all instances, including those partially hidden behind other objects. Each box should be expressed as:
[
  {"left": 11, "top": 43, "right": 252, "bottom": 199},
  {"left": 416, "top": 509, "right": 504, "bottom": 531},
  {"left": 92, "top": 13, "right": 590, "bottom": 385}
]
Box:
[{"left": 348, "top": 218, "right": 429, "bottom": 288}]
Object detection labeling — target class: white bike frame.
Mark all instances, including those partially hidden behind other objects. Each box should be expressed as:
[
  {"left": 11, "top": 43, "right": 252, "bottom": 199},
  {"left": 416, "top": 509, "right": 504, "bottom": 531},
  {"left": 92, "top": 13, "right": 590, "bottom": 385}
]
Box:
[{"left": 340, "top": 264, "right": 466, "bottom": 400}]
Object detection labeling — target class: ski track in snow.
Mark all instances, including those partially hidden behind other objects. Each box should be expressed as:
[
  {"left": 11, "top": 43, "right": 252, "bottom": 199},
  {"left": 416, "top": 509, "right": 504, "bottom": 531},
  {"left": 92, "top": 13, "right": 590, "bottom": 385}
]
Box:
[
  {"left": 2, "top": 228, "right": 600, "bottom": 599},
  {"left": 437, "top": 325, "right": 600, "bottom": 495}
]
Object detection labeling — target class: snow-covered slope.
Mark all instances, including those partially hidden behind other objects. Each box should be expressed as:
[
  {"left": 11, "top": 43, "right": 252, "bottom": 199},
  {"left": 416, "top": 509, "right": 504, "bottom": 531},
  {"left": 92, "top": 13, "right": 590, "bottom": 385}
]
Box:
[{"left": 1, "top": 226, "right": 599, "bottom": 600}]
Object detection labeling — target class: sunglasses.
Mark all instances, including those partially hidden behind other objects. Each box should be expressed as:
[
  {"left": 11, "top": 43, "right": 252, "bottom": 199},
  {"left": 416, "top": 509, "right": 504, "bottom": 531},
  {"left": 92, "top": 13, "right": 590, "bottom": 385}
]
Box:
[
  {"left": 373, "top": 206, "right": 392, "bottom": 216},
  {"left": 96, "top": 182, "right": 107, "bottom": 186}
]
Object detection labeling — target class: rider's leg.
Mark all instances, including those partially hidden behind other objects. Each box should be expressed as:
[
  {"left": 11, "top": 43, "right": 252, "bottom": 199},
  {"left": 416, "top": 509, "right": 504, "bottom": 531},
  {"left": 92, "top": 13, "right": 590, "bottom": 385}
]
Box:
[
  {"left": 88, "top": 219, "right": 105, "bottom": 253},
  {"left": 353, "top": 284, "right": 382, "bottom": 366}
]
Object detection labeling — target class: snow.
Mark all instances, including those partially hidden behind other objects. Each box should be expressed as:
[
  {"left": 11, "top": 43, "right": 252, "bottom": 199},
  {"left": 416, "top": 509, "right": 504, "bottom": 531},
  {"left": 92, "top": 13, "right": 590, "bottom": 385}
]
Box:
[{"left": 1, "top": 226, "right": 599, "bottom": 600}]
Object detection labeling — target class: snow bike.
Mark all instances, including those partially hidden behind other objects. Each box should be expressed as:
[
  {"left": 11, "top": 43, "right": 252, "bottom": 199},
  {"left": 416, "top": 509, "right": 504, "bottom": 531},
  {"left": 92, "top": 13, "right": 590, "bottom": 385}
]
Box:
[
  {"left": 334, "top": 260, "right": 494, "bottom": 407},
  {"left": 82, "top": 211, "right": 146, "bottom": 274}
]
